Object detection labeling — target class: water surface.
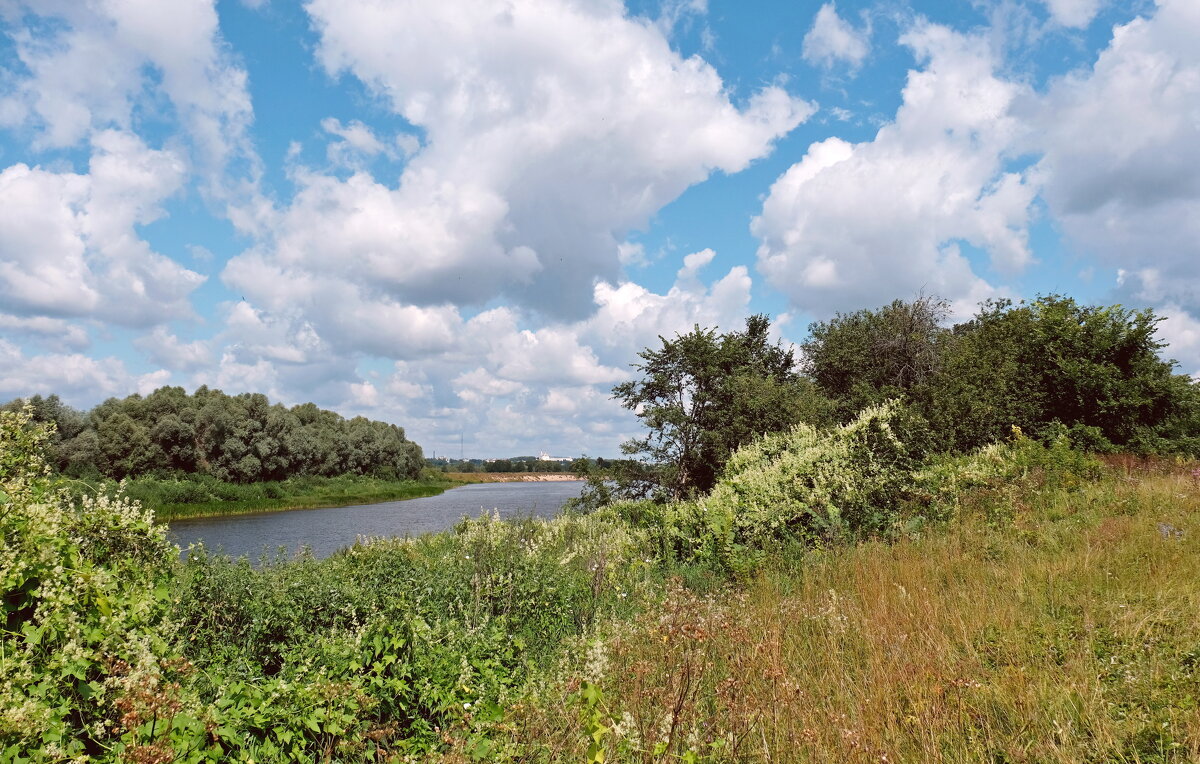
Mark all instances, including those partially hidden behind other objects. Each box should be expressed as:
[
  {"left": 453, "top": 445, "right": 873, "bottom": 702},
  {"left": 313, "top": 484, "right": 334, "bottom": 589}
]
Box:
[{"left": 168, "top": 480, "right": 585, "bottom": 560}]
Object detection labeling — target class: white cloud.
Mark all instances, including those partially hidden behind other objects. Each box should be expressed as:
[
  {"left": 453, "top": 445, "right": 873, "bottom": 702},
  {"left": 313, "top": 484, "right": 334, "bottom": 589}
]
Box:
[
  {"left": 0, "top": 314, "right": 89, "bottom": 351},
  {"left": 0, "top": 338, "right": 166, "bottom": 404},
  {"left": 0, "top": 131, "right": 204, "bottom": 326},
  {"left": 215, "top": 249, "right": 756, "bottom": 456},
  {"left": 234, "top": 0, "right": 812, "bottom": 321},
  {"left": 754, "top": 22, "right": 1033, "bottom": 317},
  {"left": 1041, "top": 0, "right": 1103, "bottom": 28},
  {"left": 453, "top": 368, "right": 528, "bottom": 401},
  {"left": 1157, "top": 305, "right": 1200, "bottom": 378},
  {"left": 617, "top": 241, "right": 648, "bottom": 267},
  {"left": 802, "top": 3, "right": 871, "bottom": 71},
  {"left": 656, "top": 0, "right": 709, "bottom": 35},
  {"left": 134, "top": 327, "right": 214, "bottom": 372},
  {"left": 321, "top": 117, "right": 393, "bottom": 168},
  {"left": 0, "top": 0, "right": 256, "bottom": 192},
  {"left": 225, "top": 169, "right": 543, "bottom": 310},
  {"left": 1032, "top": 0, "right": 1200, "bottom": 313},
  {"left": 209, "top": 0, "right": 814, "bottom": 453}
]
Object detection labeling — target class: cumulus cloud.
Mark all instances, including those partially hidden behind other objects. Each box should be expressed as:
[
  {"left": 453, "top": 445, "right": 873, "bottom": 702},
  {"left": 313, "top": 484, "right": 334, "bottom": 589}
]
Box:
[
  {"left": 134, "top": 327, "right": 214, "bottom": 372},
  {"left": 1157, "top": 306, "right": 1200, "bottom": 378},
  {"left": 0, "top": 339, "right": 168, "bottom": 404},
  {"left": 802, "top": 3, "right": 871, "bottom": 71},
  {"left": 1032, "top": 0, "right": 1200, "bottom": 313},
  {"left": 321, "top": 117, "right": 394, "bottom": 168},
  {"left": 226, "top": 0, "right": 812, "bottom": 323},
  {"left": 0, "top": 314, "right": 89, "bottom": 351},
  {"left": 0, "top": 0, "right": 256, "bottom": 192},
  {"left": 0, "top": 131, "right": 204, "bottom": 326},
  {"left": 216, "top": 248, "right": 756, "bottom": 456},
  {"left": 754, "top": 22, "right": 1033, "bottom": 317}
]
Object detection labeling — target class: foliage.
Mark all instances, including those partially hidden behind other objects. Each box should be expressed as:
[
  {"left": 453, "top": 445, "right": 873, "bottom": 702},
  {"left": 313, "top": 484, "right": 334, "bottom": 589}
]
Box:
[
  {"left": 5, "top": 294, "right": 1200, "bottom": 761},
  {"left": 612, "top": 314, "right": 833, "bottom": 501},
  {"left": 638, "top": 401, "right": 922, "bottom": 575},
  {"left": 803, "top": 294, "right": 1198, "bottom": 456},
  {"left": 77, "top": 472, "right": 455, "bottom": 521},
  {"left": 927, "top": 295, "right": 1192, "bottom": 453},
  {"left": 802, "top": 294, "right": 950, "bottom": 420},
  {"left": 3, "top": 385, "right": 425, "bottom": 483},
  {"left": 2, "top": 409, "right": 657, "bottom": 760},
  {"left": 1, "top": 406, "right": 181, "bottom": 760},
  {"left": 504, "top": 463, "right": 1200, "bottom": 763},
  {"left": 603, "top": 405, "right": 1107, "bottom": 580}
]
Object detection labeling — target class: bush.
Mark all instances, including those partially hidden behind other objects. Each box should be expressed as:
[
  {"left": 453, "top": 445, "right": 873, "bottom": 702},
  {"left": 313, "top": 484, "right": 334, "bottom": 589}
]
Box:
[
  {"left": 0, "top": 406, "right": 181, "bottom": 760},
  {"left": 169, "top": 508, "right": 655, "bottom": 755},
  {"left": 615, "top": 402, "right": 919, "bottom": 575}
]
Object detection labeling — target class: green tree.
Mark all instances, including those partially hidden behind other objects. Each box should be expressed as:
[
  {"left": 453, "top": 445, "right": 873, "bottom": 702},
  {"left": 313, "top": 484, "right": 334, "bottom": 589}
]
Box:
[
  {"left": 94, "top": 412, "right": 153, "bottom": 478},
  {"left": 802, "top": 295, "right": 949, "bottom": 420},
  {"left": 928, "top": 296, "right": 1194, "bottom": 453},
  {"left": 613, "top": 314, "right": 832, "bottom": 500}
]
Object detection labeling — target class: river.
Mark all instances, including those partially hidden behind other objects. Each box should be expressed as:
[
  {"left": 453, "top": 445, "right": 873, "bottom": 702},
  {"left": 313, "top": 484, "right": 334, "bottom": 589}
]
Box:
[{"left": 167, "top": 480, "right": 587, "bottom": 561}]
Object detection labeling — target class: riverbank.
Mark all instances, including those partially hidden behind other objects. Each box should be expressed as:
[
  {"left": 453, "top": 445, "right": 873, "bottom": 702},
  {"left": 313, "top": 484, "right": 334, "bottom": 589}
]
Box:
[
  {"left": 82, "top": 474, "right": 465, "bottom": 521},
  {"left": 166, "top": 479, "right": 590, "bottom": 560},
  {"left": 12, "top": 399, "right": 1200, "bottom": 762}
]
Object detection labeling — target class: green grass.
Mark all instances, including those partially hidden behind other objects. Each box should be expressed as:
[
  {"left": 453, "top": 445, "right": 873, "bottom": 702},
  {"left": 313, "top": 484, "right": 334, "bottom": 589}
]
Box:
[
  {"left": 71, "top": 473, "right": 465, "bottom": 520},
  {"left": 155, "top": 480, "right": 458, "bottom": 520}
]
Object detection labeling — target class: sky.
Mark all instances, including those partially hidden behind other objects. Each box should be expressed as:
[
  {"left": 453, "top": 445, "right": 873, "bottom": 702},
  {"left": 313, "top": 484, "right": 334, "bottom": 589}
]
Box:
[{"left": 0, "top": 0, "right": 1198, "bottom": 458}]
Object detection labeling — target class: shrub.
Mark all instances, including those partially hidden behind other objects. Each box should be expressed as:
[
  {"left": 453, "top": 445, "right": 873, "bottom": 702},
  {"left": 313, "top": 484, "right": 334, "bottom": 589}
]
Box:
[
  {"left": 627, "top": 402, "right": 918, "bottom": 575},
  {"left": 0, "top": 406, "right": 182, "bottom": 760}
]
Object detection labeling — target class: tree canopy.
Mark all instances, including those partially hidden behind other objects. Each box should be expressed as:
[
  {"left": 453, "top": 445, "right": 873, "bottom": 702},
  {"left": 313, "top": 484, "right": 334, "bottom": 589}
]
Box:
[
  {"left": 613, "top": 314, "right": 833, "bottom": 499},
  {"left": 606, "top": 295, "right": 1198, "bottom": 508},
  {"left": 2, "top": 386, "right": 425, "bottom": 482},
  {"left": 804, "top": 294, "right": 1200, "bottom": 455}
]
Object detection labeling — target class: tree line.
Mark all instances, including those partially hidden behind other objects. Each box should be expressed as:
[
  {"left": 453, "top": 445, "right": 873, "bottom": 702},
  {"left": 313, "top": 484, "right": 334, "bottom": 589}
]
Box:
[
  {"left": 427, "top": 456, "right": 602, "bottom": 473},
  {"left": 2, "top": 386, "right": 424, "bottom": 483},
  {"left": 607, "top": 295, "right": 1200, "bottom": 501}
]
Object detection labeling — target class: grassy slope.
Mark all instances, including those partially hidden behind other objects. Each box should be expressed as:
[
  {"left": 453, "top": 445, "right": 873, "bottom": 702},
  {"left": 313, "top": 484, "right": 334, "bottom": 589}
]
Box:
[{"left": 502, "top": 469, "right": 1200, "bottom": 763}]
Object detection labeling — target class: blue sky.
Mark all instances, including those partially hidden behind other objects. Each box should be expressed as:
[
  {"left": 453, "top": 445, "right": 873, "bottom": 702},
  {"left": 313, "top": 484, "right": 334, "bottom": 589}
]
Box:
[{"left": 1, "top": 0, "right": 1197, "bottom": 457}]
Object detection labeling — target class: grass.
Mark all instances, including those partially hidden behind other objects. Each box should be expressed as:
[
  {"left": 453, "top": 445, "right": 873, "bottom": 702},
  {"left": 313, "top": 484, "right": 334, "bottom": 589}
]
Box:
[
  {"left": 496, "top": 469, "right": 1200, "bottom": 763},
  {"left": 110, "top": 474, "right": 463, "bottom": 521}
]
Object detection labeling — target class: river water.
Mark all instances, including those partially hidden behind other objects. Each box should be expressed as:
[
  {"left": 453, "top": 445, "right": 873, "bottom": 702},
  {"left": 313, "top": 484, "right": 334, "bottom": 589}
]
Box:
[{"left": 167, "top": 480, "right": 586, "bottom": 561}]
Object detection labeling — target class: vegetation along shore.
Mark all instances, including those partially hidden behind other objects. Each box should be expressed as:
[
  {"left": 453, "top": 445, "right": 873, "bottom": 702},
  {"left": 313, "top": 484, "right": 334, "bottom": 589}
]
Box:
[{"left": 2, "top": 295, "right": 1199, "bottom": 762}]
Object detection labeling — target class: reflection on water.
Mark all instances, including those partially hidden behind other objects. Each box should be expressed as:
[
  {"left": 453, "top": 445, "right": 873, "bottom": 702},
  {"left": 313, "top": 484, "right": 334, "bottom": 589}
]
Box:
[{"left": 167, "top": 480, "right": 586, "bottom": 561}]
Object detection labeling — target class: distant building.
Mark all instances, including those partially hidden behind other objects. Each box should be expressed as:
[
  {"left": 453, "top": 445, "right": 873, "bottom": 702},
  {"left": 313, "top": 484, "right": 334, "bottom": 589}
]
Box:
[{"left": 537, "top": 451, "right": 574, "bottom": 463}]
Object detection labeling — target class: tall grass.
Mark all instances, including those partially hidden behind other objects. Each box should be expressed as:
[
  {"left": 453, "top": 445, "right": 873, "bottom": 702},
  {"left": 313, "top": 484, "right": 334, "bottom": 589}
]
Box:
[{"left": 499, "top": 470, "right": 1200, "bottom": 762}]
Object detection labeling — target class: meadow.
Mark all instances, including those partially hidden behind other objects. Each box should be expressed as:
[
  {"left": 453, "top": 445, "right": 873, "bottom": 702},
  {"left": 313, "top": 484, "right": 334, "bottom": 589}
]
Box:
[
  {"left": 500, "top": 461, "right": 1200, "bottom": 763},
  {"left": 5, "top": 402, "right": 1199, "bottom": 762}
]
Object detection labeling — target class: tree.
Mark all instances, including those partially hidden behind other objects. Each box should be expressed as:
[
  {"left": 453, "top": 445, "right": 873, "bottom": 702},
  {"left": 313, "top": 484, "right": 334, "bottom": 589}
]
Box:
[
  {"left": 927, "top": 296, "right": 1193, "bottom": 453},
  {"left": 612, "top": 315, "right": 832, "bottom": 500},
  {"left": 801, "top": 295, "right": 950, "bottom": 420}
]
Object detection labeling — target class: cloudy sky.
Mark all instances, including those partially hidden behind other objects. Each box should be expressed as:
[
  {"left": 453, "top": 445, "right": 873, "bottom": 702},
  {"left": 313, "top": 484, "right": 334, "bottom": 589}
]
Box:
[{"left": 0, "top": 0, "right": 1197, "bottom": 458}]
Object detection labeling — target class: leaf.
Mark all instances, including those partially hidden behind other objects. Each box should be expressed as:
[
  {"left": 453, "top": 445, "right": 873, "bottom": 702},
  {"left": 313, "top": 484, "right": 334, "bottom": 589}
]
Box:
[{"left": 586, "top": 740, "right": 606, "bottom": 764}]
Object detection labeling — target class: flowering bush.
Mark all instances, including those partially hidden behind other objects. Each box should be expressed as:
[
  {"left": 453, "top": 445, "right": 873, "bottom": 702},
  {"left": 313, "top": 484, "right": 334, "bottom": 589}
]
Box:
[
  {"left": 634, "top": 402, "right": 917, "bottom": 574},
  {"left": 1, "top": 406, "right": 183, "bottom": 761}
]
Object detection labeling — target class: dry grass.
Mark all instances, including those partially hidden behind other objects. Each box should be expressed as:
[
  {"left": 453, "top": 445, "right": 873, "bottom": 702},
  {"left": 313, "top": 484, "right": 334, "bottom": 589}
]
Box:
[{"left": 497, "top": 472, "right": 1200, "bottom": 763}]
